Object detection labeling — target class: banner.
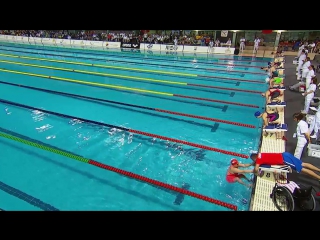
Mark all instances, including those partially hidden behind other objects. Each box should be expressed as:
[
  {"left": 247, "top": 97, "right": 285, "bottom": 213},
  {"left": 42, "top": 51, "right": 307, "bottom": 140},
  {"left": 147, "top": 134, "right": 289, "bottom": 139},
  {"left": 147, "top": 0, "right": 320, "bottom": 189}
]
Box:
[{"left": 120, "top": 42, "right": 140, "bottom": 49}]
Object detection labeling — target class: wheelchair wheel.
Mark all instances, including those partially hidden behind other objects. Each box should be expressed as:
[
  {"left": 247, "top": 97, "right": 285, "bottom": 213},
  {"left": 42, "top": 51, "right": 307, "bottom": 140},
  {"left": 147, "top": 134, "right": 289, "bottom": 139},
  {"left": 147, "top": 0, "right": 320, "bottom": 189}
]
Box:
[
  {"left": 272, "top": 186, "right": 295, "bottom": 211},
  {"left": 295, "top": 184, "right": 317, "bottom": 211}
]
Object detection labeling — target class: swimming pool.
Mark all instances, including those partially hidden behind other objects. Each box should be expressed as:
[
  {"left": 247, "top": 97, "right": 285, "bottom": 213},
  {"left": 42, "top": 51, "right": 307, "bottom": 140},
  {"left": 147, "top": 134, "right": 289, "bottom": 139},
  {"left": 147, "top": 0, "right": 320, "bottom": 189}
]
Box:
[{"left": 0, "top": 41, "right": 270, "bottom": 211}]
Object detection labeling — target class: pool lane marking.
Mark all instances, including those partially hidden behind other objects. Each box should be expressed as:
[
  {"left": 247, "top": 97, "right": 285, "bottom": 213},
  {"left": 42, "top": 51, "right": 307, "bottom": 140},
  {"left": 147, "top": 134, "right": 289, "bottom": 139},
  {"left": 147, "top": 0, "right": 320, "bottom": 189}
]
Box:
[
  {"left": 0, "top": 68, "right": 260, "bottom": 108},
  {"left": 0, "top": 49, "right": 266, "bottom": 84},
  {"left": 0, "top": 80, "right": 256, "bottom": 129},
  {"left": 0, "top": 52, "right": 197, "bottom": 77},
  {"left": 0, "top": 42, "right": 267, "bottom": 64},
  {"left": 0, "top": 59, "right": 263, "bottom": 94},
  {"left": 0, "top": 130, "right": 237, "bottom": 211},
  {"left": 3, "top": 50, "right": 264, "bottom": 75},
  {"left": 0, "top": 98, "right": 249, "bottom": 159}
]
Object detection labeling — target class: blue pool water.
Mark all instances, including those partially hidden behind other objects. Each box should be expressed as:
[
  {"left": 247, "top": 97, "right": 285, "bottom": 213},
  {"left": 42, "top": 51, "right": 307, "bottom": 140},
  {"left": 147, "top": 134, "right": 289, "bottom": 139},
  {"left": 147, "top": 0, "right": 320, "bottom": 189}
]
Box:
[{"left": 0, "top": 41, "right": 270, "bottom": 211}]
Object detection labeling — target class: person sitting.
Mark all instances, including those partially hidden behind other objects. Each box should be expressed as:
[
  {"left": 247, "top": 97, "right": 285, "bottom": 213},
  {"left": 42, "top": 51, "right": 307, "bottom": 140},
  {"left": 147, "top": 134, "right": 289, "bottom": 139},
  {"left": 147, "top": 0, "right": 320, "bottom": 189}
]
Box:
[
  {"left": 250, "top": 152, "right": 320, "bottom": 183},
  {"left": 261, "top": 89, "right": 283, "bottom": 104},
  {"left": 226, "top": 159, "right": 253, "bottom": 188},
  {"left": 254, "top": 110, "right": 281, "bottom": 129}
]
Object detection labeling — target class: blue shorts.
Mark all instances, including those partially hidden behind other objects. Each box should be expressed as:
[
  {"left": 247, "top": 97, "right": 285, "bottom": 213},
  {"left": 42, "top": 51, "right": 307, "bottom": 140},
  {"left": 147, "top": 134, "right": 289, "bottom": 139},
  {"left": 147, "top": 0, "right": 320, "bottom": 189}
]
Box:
[{"left": 282, "top": 152, "right": 303, "bottom": 173}]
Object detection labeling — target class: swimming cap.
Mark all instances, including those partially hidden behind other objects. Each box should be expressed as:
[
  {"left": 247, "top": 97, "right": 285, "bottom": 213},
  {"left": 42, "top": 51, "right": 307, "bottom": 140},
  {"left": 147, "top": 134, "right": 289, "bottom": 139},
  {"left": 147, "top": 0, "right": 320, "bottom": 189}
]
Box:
[
  {"left": 254, "top": 111, "right": 261, "bottom": 117},
  {"left": 265, "top": 77, "right": 270, "bottom": 83},
  {"left": 231, "top": 159, "right": 238, "bottom": 165}
]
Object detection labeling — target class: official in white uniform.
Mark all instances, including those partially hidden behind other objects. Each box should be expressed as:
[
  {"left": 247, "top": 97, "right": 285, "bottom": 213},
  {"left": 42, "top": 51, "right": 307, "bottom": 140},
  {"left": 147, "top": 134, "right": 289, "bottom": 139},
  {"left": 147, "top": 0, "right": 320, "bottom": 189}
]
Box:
[
  {"left": 253, "top": 37, "right": 260, "bottom": 52},
  {"left": 173, "top": 37, "right": 178, "bottom": 50},
  {"left": 208, "top": 39, "right": 214, "bottom": 53},
  {"left": 297, "top": 50, "right": 306, "bottom": 80},
  {"left": 293, "top": 112, "right": 310, "bottom": 159},
  {"left": 302, "top": 77, "right": 317, "bottom": 113},
  {"left": 240, "top": 37, "right": 245, "bottom": 51},
  {"left": 301, "top": 57, "right": 311, "bottom": 80},
  {"left": 297, "top": 44, "right": 305, "bottom": 58},
  {"left": 305, "top": 65, "right": 315, "bottom": 89},
  {"left": 214, "top": 39, "right": 220, "bottom": 47},
  {"left": 310, "top": 106, "right": 320, "bottom": 139}
]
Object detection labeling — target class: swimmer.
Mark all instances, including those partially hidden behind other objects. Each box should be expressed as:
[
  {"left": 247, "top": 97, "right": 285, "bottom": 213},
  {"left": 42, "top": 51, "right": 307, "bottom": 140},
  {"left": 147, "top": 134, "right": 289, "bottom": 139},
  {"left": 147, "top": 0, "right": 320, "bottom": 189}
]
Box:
[
  {"left": 226, "top": 159, "right": 254, "bottom": 188},
  {"left": 254, "top": 110, "right": 281, "bottom": 135},
  {"left": 269, "top": 77, "right": 283, "bottom": 89},
  {"left": 108, "top": 128, "right": 117, "bottom": 135},
  {"left": 128, "top": 133, "right": 133, "bottom": 144},
  {"left": 261, "top": 61, "right": 281, "bottom": 71},
  {"left": 261, "top": 89, "right": 283, "bottom": 104}
]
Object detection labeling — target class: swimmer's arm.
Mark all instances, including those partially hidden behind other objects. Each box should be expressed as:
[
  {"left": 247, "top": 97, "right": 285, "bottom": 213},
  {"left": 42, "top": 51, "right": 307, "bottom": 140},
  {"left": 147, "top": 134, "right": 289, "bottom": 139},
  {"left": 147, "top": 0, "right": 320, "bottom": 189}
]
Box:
[
  {"left": 254, "top": 164, "right": 260, "bottom": 175},
  {"left": 231, "top": 167, "right": 253, "bottom": 174},
  {"left": 238, "top": 163, "right": 253, "bottom": 167}
]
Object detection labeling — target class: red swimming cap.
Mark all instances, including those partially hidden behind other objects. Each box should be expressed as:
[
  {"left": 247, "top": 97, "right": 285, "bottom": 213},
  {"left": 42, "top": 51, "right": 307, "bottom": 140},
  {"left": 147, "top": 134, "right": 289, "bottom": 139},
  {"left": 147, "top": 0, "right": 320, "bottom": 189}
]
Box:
[{"left": 231, "top": 159, "right": 238, "bottom": 165}]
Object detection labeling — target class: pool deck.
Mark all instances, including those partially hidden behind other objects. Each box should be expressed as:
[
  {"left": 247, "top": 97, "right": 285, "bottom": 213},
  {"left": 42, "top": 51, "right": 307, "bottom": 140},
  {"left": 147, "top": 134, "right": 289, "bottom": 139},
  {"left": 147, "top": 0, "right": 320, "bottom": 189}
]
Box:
[
  {"left": 281, "top": 55, "right": 320, "bottom": 211},
  {"left": 250, "top": 55, "right": 320, "bottom": 211}
]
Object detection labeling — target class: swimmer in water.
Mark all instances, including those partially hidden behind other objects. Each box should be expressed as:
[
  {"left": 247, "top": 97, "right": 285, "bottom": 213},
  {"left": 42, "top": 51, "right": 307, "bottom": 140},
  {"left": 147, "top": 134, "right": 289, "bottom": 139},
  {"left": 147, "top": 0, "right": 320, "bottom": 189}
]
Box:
[{"left": 226, "top": 159, "right": 254, "bottom": 188}]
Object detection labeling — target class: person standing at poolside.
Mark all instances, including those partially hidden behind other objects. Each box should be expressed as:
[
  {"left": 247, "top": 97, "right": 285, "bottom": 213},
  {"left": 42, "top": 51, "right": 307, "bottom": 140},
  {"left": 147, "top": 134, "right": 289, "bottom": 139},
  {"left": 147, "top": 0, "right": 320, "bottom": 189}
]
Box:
[
  {"left": 240, "top": 37, "right": 245, "bottom": 52},
  {"left": 293, "top": 112, "right": 310, "bottom": 159},
  {"left": 253, "top": 37, "right": 260, "bottom": 53},
  {"left": 302, "top": 77, "right": 317, "bottom": 114}
]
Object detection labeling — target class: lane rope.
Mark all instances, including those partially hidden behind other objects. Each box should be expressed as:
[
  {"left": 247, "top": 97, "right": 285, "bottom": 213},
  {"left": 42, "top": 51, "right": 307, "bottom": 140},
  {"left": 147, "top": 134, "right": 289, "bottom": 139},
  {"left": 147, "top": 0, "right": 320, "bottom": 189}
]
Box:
[
  {"left": 0, "top": 80, "right": 257, "bottom": 128},
  {"left": 0, "top": 98, "right": 249, "bottom": 158},
  {"left": 0, "top": 47, "right": 266, "bottom": 84},
  {"left": 0, "top": 51, "right": 265, "bottom": 70},
  {"left": 0, "top": 52, "right": 198, "bottom": 77},
  {"left": 206, "top": 68, "right": 267, "bottom": 75},
  {"left": 0, "top": 68, "right": 260, "bottom": 108},
  {"left": 0, "top": 59, "right": 263, "bottom": 94},
  {"left": 0, "top": 130, "right": 238, "bottom": 211},
  {"left": 0, "top": 44, "right": 242, "bottom": 76},
  {"left": 0, "top": 42, "right": 266, "bottom": 65}
]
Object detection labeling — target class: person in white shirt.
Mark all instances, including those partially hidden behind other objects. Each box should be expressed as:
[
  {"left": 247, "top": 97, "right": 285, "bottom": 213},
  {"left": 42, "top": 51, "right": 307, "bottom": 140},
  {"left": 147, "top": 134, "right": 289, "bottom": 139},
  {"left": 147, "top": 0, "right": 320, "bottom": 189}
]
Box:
[
  {"left": 297, "top": 43, "right": 304, "bottom": 58},
  {"left": 253, "top": 37, "right": 260, "bottom": 53},
  {"left": 214, "top": 39, "right": 220, "bottom": 47},
  {"left": 240, "top": 37, "right": 245, "bottom": 51},
  {"left": 297, "top": 50, "right": 306, "bottom": 80},
  {"left": 143, "top": 33, "right": 147, "bottom": 42},
  {"left": 289, "top": 66, "right": 315, "bottom": 92},
  {"left": 309, "top": 42, "right": 316, "bottom": 53},
  {"left": 305, "top": 65, "right": 315, "bottom": 89},
  {"left": 310, "top": 105, "right": 320, "bottom": 139},
  {"left": 208, "top": 39, "right": 214, "bottom": 53},
  {"left": 226, "top": 38, "right": 231, "bottom": 45},
  {"left": 301, "top": 57, "right": 311, "bottom": 80},
  {"left": 302, "top": 77, "right": 317, "bottom": 113},
  {"left": 293, "top": 112, "right": 311, "bottom": 159},
  {"left": 173, "top": 37, "right": 178, "bottom": 46}
]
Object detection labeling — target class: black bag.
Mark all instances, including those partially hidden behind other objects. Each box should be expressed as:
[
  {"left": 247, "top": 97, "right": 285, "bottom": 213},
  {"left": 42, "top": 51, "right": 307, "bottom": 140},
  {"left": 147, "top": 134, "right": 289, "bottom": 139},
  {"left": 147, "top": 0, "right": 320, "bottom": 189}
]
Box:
[{"left": 292, "top": 186, "right": 314, "bottom": 211}]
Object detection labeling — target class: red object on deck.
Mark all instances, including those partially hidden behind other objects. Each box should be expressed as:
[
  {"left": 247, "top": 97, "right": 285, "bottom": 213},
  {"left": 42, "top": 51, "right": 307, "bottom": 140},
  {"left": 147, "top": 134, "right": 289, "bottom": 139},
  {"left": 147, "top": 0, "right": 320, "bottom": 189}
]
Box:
[
  {"left": 282, "top": 136, "right": 288, "bottom": 141},
  {"left": 262, "top": 30, "right": 273, "bottom": 34}
]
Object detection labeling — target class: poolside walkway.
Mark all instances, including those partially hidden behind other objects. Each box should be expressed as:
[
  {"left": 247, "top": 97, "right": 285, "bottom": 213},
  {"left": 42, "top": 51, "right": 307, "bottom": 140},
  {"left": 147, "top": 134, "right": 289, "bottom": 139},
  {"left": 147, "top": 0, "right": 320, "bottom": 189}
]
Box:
[{"left": 283, "top": 56, "right": 320, "bottom": 211}]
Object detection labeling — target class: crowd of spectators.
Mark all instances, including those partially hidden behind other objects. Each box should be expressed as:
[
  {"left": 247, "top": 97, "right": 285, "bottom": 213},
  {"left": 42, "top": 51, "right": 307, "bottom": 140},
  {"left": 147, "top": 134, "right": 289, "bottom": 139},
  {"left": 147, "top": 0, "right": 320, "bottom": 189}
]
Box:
[{"left": 0, "top": 30, "right": 229, "bottom": 47}]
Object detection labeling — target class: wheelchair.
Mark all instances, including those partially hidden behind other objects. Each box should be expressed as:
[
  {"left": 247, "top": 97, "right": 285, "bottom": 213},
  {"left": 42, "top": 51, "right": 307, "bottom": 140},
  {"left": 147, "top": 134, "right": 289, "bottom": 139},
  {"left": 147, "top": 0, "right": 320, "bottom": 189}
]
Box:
[
  {"left": 259, "top": 165, "right": 316, "bottom": 211},
  {"left": 270, "top": 182, "right": 316, "bottom": 211}
]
